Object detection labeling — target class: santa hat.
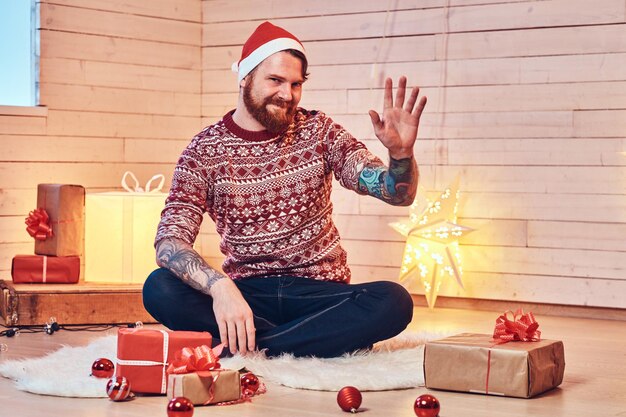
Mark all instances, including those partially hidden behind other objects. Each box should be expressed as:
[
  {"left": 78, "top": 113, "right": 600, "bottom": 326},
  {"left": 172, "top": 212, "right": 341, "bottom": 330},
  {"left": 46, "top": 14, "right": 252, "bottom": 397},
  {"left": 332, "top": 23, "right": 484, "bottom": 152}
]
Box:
[{"left": 231, "top": 21, "right": 306, "bottom": 83}]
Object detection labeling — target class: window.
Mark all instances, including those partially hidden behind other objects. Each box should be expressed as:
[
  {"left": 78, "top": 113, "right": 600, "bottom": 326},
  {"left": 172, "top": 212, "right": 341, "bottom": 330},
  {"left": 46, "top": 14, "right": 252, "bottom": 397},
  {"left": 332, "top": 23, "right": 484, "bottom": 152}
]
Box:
[{"left": 0, "top": 0, "right": 38, "bottom": 106}]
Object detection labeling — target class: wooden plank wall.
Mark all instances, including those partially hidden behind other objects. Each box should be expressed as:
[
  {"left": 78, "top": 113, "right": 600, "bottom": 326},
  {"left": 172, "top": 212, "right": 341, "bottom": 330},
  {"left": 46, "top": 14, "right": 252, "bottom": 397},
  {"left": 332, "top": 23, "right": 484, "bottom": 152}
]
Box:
[
  {"left": 200, "top": 0, "right": 626, "bottom": 308},
  {"left": 0, "top": 1, "right": 203, "bottom": 274},
  {"left": 1, "top": 0, "right": 624, "bottom": 310}
]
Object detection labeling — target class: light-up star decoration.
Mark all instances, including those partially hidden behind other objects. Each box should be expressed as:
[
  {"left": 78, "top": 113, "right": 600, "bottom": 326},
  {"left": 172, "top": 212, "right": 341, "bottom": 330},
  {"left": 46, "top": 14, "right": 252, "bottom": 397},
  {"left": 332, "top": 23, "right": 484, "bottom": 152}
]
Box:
[{"left": 390, "top": 176, "right": 474, "bottom": 309}]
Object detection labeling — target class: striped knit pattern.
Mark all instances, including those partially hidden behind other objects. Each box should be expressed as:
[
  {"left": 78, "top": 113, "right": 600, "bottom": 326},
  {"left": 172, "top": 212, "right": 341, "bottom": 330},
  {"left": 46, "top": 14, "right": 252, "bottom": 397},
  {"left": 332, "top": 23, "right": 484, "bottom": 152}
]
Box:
[{"left": 156, "top": 108, "right": 386, "bottom": 282}]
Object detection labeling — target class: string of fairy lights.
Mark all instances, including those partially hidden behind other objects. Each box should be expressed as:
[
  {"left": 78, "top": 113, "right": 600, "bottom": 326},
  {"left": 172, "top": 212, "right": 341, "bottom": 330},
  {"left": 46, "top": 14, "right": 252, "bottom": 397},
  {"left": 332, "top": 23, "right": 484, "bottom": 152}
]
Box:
[{"left": 0, "top": 317, "right": 145, "bottom": 352}]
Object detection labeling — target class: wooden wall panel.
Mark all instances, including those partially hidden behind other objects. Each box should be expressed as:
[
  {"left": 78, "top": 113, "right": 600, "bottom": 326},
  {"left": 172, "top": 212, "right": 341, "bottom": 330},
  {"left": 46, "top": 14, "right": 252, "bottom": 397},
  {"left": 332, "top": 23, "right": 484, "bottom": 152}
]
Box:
[
  {"left": 204, "top": 23, "right": 626, "bottom": 70},
  {"left": 0, "top": 217, "right": 30, "bottom": 244},
  {"left": 0, "top": 189, "right": 37, "bottom": 216},
  {"left": 202, "top": 0, "right": 535, "bottom": 23},
  {"left": 204, "top": 53, "right": 626, "bottom": 92},
  {"left": 0, "top": 135, "right": 125, "bottom": 162},
  {"left": 40, "top": 58, "right": 200, "bottom": 93},
  {"left": 574, "top": 110, "right": 626, "bottom": 138},
  {"left": 41, "top": 84, "right": 201, "bottom": 116},
  {"left": 333, "top": 111, "right": 576, "bottom": 140},
  {"left": 347, "top": 82, "right": 626, "bottom": 114},
  {"left": 527, "top": 221, "right": 626, "bottom": 252},
  {"left": 441, "top": 23, "right": 626, "bottom": 59},
  {"left": 0, "top": 115, "right": 47, "bottom": 135},
  {"left": 45, "top": 111, "right": 200, "bottom": 139},
  {"left": 40, "top": 3, "right": 200, "bottom": 44},
  {"left": 0, "top": 163, "right": 174, "bottom": 189},
  {"left": 2, "top": 1, "right": 624, "bottom": 311},
  {"left": 350, "top": 266, "right": 626, "bottom": 309},
  {"left": 202, "top": 0, "right": 625, "bottom": 45},
  {"left": 49, "top": 0, "right": 202, "bottom": 21},
  {"left": 42, "top": 31, "right": 201, "bottom": 70}
]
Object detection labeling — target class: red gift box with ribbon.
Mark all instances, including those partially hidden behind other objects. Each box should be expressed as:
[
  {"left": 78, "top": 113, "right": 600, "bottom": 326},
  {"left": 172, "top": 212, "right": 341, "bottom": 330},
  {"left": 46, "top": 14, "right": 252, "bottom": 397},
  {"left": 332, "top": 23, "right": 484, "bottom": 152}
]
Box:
[
  {"left": 424, "top": 310, "right": 565, "bottom": 398},
  {"left": 11, "top": 254, "right": 80, "bottom": 284},
  {"left": 28, "top": 184, "right": 85, "bottom": 257},
  {"left": 115, "top": 328, "right": 213, "bottom": 394}
]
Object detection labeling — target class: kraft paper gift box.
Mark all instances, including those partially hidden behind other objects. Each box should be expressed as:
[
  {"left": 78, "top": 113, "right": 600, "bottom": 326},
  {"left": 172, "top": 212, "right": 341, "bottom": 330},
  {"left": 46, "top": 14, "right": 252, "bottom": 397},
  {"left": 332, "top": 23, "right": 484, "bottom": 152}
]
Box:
[
  {"left": 11, "top": 254, "right": 80, "bottom": 284},
  {"left": 84, "top": 191, "right": 166, "bottom": 284},
  {"left": 115, "top": 328, "right": 213, "bottom": 394},
  {"left": 31, "top": 184, "right": 85, "bottom": 257},
  {"left": 167, "top": 370, "right": 241, "bottom": 405},
  {"left": 424, "top": 333, "right": 565, "bottom": 398}
]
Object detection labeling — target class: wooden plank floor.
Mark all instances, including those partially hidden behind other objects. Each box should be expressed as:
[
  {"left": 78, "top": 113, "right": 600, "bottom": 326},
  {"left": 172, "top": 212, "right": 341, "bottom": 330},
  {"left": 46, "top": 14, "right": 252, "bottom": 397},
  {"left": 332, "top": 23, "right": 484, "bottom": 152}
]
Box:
[{"left": 1, "top": 306, "right": 625, "bottom": 416}]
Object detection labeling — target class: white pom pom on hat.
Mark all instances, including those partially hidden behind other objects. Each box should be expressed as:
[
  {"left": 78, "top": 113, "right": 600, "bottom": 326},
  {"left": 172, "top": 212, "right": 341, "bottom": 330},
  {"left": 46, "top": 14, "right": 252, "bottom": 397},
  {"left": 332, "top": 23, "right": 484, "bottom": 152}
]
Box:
[{"left": 231, "top": 21, "right": 306, "bottom": 83}]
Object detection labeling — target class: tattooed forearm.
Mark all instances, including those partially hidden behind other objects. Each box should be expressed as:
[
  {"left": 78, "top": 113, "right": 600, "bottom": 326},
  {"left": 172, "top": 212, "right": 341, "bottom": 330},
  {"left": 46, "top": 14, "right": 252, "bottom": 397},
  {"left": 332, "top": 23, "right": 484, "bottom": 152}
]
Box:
[
  {"left": 156, "top": 238, "right": 226, "bottom": 295},
  {"left": 357, "top": 156, "right": 418, "bottom": 206}
]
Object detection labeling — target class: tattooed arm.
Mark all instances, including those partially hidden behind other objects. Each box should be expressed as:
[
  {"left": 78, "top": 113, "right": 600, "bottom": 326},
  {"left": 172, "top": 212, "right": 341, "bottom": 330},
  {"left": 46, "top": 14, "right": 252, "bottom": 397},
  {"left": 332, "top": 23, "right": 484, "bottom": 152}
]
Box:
[
  {"left": 358, "top": 156, "right": 418, "bottom": 206},
  {"left": 155, "top": 238, "right": 256, "bottom": 354},
  {"left": 156, "top": 238, "right": 226, "bottom": 294}
]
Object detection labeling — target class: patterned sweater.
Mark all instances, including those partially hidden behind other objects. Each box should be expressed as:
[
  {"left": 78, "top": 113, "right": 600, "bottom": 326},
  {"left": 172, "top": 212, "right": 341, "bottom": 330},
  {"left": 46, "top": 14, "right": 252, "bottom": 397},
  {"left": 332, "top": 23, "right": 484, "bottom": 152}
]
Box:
[{"left": 155, "top": 108, "right": 389, "bottom": 283}]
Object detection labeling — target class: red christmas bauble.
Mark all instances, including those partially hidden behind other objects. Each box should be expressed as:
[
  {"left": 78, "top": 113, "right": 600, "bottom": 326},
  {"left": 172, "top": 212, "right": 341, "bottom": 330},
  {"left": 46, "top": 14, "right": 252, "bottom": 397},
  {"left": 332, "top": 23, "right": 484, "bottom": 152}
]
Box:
[
  {"left": 106, "top": 376, "right": 132, "bottom": 401},
  {"left": 91, "top": 358, "right": 115, "bottom": 378},
  {"left": 167, "top": 396, "right": 194, "bottom": 417},
  {"left": 337, "top": 386, "right": 362, "bottom": 413},
  {"left": 240, "top": 372, "right": 260, "bottom": 396},
  {"left": 414, "top": 394, "right": 440, "bottom": 417}
]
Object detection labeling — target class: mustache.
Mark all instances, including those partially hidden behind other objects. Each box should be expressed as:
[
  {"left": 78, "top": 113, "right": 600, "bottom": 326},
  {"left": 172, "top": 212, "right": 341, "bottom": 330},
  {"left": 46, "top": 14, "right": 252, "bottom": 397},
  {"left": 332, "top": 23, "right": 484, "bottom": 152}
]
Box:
[{"left": 266, "top": 97, "right": 292, "bottom": 109}]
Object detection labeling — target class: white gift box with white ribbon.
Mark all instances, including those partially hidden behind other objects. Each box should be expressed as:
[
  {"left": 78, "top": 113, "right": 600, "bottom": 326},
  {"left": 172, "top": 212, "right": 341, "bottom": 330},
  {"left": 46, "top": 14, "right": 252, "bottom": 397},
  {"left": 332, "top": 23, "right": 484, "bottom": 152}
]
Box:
[{"left": 85, "top": 172, "right": 166, "bottom": 284}]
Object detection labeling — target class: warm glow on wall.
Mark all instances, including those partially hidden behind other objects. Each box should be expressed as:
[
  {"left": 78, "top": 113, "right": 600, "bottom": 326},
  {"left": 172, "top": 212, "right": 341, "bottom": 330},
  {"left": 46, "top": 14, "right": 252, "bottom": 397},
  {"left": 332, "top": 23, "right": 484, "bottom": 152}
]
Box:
[{"left": 390, "top": 176, "right": 474, "bottom": 309}]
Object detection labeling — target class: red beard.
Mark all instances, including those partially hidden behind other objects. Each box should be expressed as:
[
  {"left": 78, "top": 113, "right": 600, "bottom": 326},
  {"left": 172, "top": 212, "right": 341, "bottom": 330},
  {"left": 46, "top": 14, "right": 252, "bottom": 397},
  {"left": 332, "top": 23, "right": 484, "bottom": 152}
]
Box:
[{"left": 243, "top": 79, "right": 296, "bottom": 134}]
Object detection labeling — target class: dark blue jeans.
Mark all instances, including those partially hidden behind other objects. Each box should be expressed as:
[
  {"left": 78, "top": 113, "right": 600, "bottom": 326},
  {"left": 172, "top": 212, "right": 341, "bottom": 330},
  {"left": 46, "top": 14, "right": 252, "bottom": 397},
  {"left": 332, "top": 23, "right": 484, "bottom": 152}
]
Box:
[{"left": 142, "top": 268, "right": 413, "bottom": 358}]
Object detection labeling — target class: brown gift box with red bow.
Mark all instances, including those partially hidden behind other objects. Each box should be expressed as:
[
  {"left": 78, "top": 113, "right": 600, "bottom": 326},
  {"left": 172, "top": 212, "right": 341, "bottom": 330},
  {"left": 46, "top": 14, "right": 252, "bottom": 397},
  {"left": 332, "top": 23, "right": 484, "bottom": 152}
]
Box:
[
  {"left": 115, "top": 328, "right": 213, "bottom": 394},
  {"left": 167, "top": 370, "right": 241, "bottom": 405},
  {"left": 31, "top": 184, "right": 85, "bottom": 257},
  {"left": 424, "top": 333, "right": 565, "bottom": 398},
  {"left": 11, "top": 254, "right": 80, "bottom": 284}
]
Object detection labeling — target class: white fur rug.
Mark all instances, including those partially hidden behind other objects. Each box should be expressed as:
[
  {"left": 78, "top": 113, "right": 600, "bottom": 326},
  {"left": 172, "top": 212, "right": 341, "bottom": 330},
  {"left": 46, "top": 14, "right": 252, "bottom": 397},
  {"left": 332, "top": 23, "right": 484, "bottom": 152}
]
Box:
[{"left": 0, "top": 331, "right": 441, "bottom": 397}]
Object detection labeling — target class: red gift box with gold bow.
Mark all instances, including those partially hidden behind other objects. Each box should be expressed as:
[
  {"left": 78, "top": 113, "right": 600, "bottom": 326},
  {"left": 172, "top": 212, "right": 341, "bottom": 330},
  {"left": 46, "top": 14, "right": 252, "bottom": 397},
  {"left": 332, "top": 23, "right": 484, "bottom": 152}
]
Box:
[
  {"left": 424, "top": 310, "right": 565, "bottom": 398},
  {"left": 115, "top": 328, "right": 213, "bottom": 394},
  {"left": 11, "top": 254, "right": 80, "bottom": 284}
]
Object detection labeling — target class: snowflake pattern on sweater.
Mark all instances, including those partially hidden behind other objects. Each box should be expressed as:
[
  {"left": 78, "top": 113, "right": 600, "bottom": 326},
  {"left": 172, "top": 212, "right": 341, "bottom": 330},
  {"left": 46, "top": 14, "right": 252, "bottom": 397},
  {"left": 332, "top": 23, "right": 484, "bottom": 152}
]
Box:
[{"left": 156, "top": 108, "right": 387, "bottom": 283}]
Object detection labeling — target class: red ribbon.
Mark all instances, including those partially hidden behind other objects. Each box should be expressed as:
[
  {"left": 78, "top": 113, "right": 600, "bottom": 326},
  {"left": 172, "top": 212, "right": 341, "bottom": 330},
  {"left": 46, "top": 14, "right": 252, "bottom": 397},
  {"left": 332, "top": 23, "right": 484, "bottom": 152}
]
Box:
[
  {"left": 492, "top": 309, "right": 541, "bottom": 343},
  {"left": 167, "top": 343, "right": 225, "bottom": 375},
  {"left": 25, "top": 208, "right": 53, "bottom": 241}
]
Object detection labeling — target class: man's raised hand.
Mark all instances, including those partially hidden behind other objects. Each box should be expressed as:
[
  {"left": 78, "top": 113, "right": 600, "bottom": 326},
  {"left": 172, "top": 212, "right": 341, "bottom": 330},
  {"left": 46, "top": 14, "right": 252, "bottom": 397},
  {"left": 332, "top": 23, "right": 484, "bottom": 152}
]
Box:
[{"left": 368, "top": 76, "right": 427, "bottom": 160}]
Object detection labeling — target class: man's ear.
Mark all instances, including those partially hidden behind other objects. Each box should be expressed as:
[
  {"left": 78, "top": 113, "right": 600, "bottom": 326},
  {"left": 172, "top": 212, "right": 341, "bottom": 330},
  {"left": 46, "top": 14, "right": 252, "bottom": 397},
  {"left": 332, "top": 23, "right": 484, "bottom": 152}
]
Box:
[{"left": 239, "top": 76, "right": 248, "bottom": 89}]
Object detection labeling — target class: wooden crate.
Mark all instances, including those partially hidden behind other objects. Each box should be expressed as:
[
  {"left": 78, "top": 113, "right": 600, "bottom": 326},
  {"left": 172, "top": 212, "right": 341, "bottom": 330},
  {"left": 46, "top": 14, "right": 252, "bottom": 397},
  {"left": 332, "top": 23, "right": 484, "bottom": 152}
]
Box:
[{"left": 0, "top": 280, "right": 155, "bottom": 326}]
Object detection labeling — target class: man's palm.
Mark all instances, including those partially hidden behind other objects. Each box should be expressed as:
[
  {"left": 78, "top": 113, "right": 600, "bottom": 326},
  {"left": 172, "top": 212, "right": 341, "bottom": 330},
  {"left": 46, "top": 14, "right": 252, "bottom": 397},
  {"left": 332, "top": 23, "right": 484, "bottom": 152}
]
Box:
[{"left": 369, "top": 77, "right": 427, "bottom": 159}]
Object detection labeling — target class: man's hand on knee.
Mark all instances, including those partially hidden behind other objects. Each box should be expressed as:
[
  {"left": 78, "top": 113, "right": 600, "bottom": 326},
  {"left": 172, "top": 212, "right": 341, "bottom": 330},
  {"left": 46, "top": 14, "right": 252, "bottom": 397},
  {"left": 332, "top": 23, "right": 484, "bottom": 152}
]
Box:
[{"left": 210, "top": 279, "right": 256, "bottom": 355}]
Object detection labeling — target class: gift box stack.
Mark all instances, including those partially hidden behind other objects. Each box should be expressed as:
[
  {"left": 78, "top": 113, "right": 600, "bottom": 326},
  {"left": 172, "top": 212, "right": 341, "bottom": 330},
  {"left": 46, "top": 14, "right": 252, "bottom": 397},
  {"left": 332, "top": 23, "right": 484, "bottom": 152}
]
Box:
[
  {"left": 11, "top": 174, "right": 167, "bottom": 285},
  {"left": 115, "top": 328, "right": 242, "bottom": 405},
  {"left": 11, "top": 184, "right": 85, "bottom": 284}
]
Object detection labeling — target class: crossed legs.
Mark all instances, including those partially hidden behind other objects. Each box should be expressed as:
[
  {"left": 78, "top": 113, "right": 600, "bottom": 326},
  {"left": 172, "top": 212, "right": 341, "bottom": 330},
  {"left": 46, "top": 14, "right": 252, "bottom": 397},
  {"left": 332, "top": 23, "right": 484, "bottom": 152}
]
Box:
[{"left": 143, "top": 268, "right": 413, "bottom": 358}]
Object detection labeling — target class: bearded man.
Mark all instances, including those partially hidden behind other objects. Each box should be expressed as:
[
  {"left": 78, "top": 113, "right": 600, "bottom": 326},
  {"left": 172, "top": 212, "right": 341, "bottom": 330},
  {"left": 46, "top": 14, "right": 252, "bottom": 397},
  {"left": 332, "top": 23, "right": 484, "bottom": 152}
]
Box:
[{"left": 143, "top": 21, "right": 428, "bottom": 358}]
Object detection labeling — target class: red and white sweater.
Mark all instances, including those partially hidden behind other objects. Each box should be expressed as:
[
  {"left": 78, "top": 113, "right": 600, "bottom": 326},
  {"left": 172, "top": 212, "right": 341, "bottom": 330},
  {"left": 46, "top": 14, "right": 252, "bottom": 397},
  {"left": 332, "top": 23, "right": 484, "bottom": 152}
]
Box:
[{"left": 155, "top": 108, "right": 387, "bottom": 283}]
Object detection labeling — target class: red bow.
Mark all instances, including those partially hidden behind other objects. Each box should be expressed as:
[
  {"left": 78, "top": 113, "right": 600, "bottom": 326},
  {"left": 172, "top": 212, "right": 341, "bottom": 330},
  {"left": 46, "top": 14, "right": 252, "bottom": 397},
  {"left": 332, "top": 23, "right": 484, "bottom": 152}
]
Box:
[
  {"left": 493, "top": 309, "right": 541, "bottom": 343},
  {"left": 167, "top": 344, "right": 225, "bottom": 375},
  {"left": 25, "top": 208, "right": 53, "bottom": 241}
]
